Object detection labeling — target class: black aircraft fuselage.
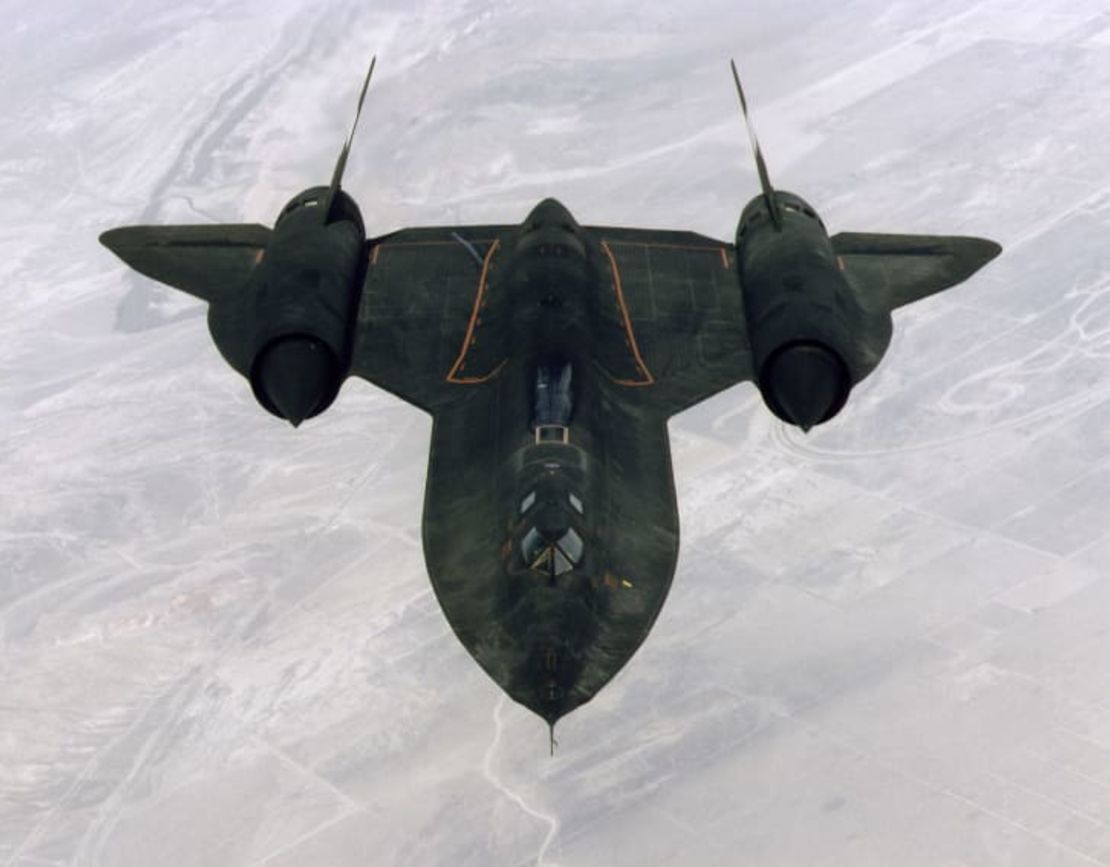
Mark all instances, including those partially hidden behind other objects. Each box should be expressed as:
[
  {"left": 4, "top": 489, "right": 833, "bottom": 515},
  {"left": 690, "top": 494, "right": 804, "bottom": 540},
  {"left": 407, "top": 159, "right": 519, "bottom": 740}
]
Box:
[
  {"left": 425, "top": 198, "right": 684, "bottom": 723},
  {"left": 100, "top": 60, "right": 1001, "bottom": 731}
]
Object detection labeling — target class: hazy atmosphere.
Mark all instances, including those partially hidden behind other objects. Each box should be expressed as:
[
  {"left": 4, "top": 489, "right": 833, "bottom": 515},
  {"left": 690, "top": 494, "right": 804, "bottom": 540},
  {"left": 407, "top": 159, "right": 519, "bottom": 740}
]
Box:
[{"left": 5, "top": 1, "right": 1110, "bottom": 864}]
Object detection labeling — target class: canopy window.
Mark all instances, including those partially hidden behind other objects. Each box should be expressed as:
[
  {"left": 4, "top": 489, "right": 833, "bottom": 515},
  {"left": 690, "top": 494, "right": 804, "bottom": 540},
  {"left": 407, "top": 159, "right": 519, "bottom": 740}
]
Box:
[{"left": 522, "top": 526, "right": 584, "bottom": 577}]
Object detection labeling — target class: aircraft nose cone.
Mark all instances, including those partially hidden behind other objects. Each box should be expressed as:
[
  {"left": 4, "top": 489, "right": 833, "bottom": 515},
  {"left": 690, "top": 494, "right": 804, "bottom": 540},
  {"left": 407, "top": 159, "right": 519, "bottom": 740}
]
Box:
[
  {"left": 252, "top": 336, "right": 338, "bottom": 427},
  {"left": 761, "top": 343, "right": 850, "bottom": 432},
  {"left": 512, "top": 642, "right": 582, "bottom": 727}
]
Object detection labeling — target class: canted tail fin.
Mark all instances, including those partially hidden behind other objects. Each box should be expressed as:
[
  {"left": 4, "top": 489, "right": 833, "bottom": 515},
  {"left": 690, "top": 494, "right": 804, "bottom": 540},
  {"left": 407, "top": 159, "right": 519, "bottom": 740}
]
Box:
[
  {"left": 324, "top": 54, "right": 376, "bottom": 223},
  {"left": 730, "top": 59, "right": 782, "bottom": 231}
]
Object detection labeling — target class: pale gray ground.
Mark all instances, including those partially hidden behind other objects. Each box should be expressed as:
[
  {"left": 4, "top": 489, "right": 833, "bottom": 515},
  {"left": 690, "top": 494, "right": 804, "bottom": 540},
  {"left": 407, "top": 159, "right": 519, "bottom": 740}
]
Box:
[{"left": 3, "top": 1, "right": 1110, "bottom": 865}]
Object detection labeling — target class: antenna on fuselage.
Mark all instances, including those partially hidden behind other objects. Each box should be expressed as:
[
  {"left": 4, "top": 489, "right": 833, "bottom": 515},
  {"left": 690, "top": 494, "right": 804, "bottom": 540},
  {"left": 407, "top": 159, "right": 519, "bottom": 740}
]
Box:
[
  {"left": 729, "top": 59, "right": 782, "bottom": 231},
  {"left": 324, "top": 54, "right": 376, "bottom": 223},
  {"left": 549, "top": 722, "right": 559, "bottom": 757}
]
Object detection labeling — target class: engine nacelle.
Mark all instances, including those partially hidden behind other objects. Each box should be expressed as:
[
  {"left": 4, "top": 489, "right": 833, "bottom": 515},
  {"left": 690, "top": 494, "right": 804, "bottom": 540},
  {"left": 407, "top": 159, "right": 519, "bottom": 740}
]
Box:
[
  {"left": 736, "top": 191, "right": 890, "bottom": 430},
  {"left": 208, "top": 186, "right": 367, "bottom": 426}
]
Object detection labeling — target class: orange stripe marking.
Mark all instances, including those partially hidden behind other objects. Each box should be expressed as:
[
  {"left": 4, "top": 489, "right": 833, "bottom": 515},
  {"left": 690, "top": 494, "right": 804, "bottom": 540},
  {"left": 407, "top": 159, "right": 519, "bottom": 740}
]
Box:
[
  {"left": 601, "top": 238, "right": 732, "bottom": 270},
  {"left": 602, "top": 240, "right": 723, "bottom": 250},
  {"left": 600, "top": 241, "right": 655, "bottom": 387},
  {"left": 447, "top": 239, "right": 504, "bottom": 383},
  {"left": 451, "top": 358, "right": 506, "bottom": 385}
]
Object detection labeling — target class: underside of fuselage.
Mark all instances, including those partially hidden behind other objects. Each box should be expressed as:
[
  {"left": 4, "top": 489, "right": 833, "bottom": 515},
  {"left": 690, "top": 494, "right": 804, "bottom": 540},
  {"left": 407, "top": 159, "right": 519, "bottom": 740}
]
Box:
[{"left": 421, "top": 199, "right": 682, "bottom": 725}]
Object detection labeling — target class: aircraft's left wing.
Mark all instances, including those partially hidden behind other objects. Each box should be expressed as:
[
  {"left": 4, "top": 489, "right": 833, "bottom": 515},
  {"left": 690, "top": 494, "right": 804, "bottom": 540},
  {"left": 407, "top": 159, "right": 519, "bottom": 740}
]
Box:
[
  {"left": 351, "top": 225, "right": 516, "bottom": 412},
  {"left": 100, "top": 225, "right": 271, "bottom": 303}
]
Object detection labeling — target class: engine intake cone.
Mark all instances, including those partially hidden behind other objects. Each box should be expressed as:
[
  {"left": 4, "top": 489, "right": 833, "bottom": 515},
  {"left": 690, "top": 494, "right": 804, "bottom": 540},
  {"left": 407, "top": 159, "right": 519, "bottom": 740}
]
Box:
[
  {"left": 762, "top": 343, "right": 850, "bottom": 432},
  {"left": 254, "top": 336, "right": 337, "bottom": 427}
]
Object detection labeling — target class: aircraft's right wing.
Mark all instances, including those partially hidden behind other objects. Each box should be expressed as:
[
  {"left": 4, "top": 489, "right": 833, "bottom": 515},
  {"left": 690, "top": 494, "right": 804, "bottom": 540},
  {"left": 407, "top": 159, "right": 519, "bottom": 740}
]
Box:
[{"left": 831, "top": 232, "right": 1001, "bottom": 311}]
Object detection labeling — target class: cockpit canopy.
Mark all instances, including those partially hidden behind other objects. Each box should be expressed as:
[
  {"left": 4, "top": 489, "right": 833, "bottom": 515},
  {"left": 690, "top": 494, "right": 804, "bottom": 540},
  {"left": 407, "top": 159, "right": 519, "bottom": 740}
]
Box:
[
  {"left": 522, "top": 526, "right": 584, "bottom": 577},
  {"left": 519, "top": 482, "right": 585, "bottom": 578}
]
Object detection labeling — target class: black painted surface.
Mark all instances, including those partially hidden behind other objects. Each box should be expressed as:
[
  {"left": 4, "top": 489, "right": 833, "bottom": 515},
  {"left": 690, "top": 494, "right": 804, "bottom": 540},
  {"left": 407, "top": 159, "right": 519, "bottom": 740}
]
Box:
[{"left": 100, "top": 187, "right": 1000, "bottom": 724}]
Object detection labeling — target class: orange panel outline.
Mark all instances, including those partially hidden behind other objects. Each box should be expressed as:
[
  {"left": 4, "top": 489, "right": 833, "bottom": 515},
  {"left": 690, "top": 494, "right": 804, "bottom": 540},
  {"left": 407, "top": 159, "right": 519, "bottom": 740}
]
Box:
[
  {"left": 446, "top": 239, "right": 505, "bottom": 384},
  {"left": 601, "top": 239, "right": 732, "bottom": 271},
  {"left": 599, "top": 241, "right": 655, "bottom": 387},
  {"left": 450, "top": 358, "right": 506, "bottom": 385}
]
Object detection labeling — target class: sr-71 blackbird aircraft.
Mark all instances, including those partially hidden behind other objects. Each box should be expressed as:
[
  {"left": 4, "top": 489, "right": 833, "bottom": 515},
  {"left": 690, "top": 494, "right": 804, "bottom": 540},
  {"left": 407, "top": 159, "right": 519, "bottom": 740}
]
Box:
[{"left": 101, "top": 59, "right": 1000, "bottom": 741}]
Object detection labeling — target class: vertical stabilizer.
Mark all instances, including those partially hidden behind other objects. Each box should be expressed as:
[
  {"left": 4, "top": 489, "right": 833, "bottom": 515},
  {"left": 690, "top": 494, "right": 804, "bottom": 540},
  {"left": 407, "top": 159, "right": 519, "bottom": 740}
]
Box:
[
  {"left": 730, "top": 59, "right": 782, "bottom": 230},
  {"left": 324, "top": 55, "right": 376, "bottom": 223}
]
